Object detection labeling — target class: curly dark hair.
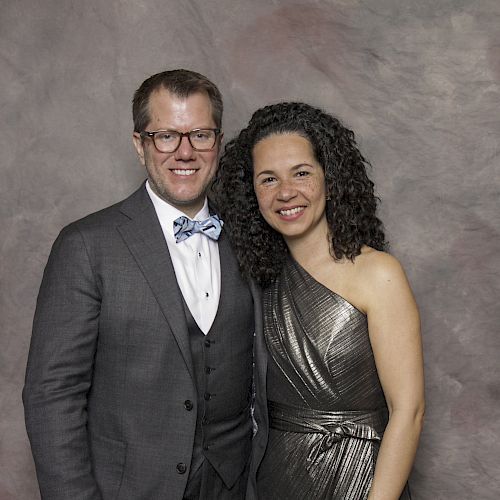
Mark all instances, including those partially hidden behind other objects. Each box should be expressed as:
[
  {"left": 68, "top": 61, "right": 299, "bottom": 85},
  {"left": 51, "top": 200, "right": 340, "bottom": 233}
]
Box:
[{"left": 212, "top": 102, "right": 387, "bottom": 286}]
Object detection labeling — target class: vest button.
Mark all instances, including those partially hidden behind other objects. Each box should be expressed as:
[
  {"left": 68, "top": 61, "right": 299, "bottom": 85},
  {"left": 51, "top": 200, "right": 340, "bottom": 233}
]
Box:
[
  {"left": 204, "top": 339, "right": 211, "bottom": 347},
  {"left": 205, "top": 366, "right": 212, "bottom": 374},
  {"left": 204, "top": 392, "right": 212, "bottom": 401},
  {"left": 184, "top": 400, "right": 193, "bottom": 411},
  {"left": 176, "top": 462, "right": 187, "bottom": 474}
]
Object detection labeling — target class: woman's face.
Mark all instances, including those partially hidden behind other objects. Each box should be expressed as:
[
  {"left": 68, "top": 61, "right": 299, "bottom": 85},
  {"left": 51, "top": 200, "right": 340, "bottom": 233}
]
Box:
[{"left": 252, "top": 133, "right": 328, "bottom": 244}]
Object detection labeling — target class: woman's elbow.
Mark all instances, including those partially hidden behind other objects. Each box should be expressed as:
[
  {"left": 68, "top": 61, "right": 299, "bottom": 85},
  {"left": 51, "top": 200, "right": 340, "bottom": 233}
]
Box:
[
  {"left": 388, "top": 399, "right": 425, "bottom": 430},
  {"left": 414, "top": 400, "right": 425, "bottom": 430}
]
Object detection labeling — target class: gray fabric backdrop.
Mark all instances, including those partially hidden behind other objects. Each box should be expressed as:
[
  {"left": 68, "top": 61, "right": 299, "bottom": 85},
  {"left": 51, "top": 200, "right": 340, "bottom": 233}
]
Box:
[{"left": 1, "top": 1, "right": 499, "bottom": 498}]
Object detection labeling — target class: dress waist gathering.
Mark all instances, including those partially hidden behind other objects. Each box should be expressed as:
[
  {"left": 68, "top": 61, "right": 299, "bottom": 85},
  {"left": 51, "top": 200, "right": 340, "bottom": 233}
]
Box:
[{"left": 268, "top": 400, "right": 388, "bottom": 465}]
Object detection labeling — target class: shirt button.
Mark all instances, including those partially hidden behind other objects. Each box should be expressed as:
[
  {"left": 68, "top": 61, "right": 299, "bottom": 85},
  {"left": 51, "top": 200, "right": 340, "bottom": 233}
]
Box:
[
  {"left": 184, "top": 400, "right": 193, "bottom": 411},
  {"left": 204, "top": 392, "right": 212, "bottom": 401},
  {"left": 205, "top": 292, "right": 209, "bottom": 298},
  {"left": 176, "top": 462, "right": 187, "bottom": 474}
]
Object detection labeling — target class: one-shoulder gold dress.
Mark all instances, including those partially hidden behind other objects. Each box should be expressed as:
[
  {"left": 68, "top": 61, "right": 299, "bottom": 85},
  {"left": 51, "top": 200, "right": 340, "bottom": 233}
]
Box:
[{"left": 257, "top": 258, "right": 411, "bottom": 500}]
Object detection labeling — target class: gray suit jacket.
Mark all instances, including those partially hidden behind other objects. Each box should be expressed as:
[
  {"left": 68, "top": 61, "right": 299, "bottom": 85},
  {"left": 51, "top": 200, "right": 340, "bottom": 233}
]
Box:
[{"left": 23, "top": 184, "right": 268, "bottom": 500}]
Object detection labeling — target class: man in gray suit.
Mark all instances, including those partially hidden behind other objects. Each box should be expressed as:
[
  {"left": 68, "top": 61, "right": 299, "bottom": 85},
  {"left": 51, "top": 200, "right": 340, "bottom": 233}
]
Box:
[{"left": 23, "top": 69, "right": 268, "bottom": 500}]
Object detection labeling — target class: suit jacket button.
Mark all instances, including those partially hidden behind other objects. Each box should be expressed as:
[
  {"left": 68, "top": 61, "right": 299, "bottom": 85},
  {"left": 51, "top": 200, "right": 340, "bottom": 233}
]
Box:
[
  {"left": 204, "top": 392, "right": 212, "bottom": 401},
  {"left": 184, "top": 400, "right": 193, "bottom": 411},
  {"left": 176, "top": 462, "right": 187, "bottom": 474}
]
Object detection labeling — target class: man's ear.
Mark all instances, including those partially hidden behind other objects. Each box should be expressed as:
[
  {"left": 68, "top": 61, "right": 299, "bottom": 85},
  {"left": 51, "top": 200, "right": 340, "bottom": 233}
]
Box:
[{"left": 132, "top": 132, "right": 146, "bottom": 166}]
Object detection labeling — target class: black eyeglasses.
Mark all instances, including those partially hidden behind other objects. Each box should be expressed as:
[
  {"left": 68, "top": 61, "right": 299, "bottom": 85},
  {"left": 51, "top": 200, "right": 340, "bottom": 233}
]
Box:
[{"left": 140, "top": 128, "right": 221, "bottom": 153}]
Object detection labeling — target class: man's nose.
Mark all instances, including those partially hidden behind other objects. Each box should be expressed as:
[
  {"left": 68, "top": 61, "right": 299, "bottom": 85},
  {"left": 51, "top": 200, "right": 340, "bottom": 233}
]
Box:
[{"left": 175, "top": 136, "right": 195, "bottom": 160}]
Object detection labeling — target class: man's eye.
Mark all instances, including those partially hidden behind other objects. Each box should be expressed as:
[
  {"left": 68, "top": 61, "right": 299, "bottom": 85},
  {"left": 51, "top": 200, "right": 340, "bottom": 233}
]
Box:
[
  {"left": 192, "top": 131, "right": 213, "bottom": 142},
  {"left": 157, "top": 133, "right": 175, "bottom": 142}
]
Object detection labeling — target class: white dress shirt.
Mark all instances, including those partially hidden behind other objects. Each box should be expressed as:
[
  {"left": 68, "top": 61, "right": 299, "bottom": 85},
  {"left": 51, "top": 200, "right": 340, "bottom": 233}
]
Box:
[{"left": 146, "top": 181, "right": 221, "bottom": 334}]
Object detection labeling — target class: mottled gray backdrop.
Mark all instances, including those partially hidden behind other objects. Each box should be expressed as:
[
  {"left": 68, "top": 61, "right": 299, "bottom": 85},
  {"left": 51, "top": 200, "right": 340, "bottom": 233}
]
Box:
[{"left": 1, "top": 1, "right": 499, "bottom": 498}]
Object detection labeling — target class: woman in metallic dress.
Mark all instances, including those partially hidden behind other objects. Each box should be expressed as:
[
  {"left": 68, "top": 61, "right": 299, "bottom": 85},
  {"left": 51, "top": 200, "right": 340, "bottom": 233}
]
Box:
[{"left": 213, "top": 102, "right": 425, "bottom": 500}]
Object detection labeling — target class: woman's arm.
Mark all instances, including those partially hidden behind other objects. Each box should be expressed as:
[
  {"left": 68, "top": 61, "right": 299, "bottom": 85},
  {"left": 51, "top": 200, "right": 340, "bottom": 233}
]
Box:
[{"left": 364, "top": 252, "right": 425, "bottom": 500}]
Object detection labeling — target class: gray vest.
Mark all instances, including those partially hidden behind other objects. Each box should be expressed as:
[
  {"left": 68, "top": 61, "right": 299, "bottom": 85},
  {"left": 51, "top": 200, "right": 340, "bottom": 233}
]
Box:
[{"left": 184, "top": 247, "right": 254, "bottom": 489}]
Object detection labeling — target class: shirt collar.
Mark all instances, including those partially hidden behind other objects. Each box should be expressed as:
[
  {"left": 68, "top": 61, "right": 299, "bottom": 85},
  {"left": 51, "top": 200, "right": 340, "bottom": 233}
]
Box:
[{"left": 145, "top": 181, "right": 210, "bottom": 237}]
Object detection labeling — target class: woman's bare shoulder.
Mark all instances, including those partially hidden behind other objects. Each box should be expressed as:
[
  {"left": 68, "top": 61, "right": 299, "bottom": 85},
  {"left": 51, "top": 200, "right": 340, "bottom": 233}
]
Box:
[{"left": 354, "top": 246, "right": 409, "bottom": 290}]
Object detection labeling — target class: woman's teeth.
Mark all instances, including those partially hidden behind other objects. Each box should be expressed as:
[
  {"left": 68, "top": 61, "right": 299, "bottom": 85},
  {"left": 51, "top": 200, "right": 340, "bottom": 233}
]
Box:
[{"left": 279, "top": 207, "right": 304, "bottom": 216}]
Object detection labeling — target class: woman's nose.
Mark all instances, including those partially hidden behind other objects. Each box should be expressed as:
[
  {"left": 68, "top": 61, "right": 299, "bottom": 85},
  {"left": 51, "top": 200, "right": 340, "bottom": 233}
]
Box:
[{"left": 277, "top": 181, "right": 298, "bottom": 201}]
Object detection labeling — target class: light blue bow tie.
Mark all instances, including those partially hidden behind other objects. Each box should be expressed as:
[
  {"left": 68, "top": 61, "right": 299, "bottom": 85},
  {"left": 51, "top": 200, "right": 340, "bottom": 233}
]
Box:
[{"left": 173, "top": 215, "right": 223, "bottom": 243}]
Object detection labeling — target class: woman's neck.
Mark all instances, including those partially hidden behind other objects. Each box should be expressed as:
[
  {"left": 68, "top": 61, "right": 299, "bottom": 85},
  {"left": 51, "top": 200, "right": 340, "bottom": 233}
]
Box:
[{"left": 285, "top": 224, "right": 332, "bottom": 271}]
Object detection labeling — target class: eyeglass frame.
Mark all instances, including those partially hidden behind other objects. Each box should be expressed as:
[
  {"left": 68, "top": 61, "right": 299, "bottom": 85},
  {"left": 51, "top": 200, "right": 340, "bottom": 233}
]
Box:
[{"left": 139, "top": 128, "right": 222, "bottom": 153}]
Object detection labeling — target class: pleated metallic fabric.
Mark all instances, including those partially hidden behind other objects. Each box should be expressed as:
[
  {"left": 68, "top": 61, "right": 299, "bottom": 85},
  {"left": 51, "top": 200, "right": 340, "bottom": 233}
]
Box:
[{"left": 257, "top": 258, "right": 411, "bottom": 500}]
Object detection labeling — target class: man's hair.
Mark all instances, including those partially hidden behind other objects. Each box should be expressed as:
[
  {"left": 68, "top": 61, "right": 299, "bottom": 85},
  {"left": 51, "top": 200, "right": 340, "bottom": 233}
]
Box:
[{"left": 132, "top": 69, "right": 223, "bottom": 132}]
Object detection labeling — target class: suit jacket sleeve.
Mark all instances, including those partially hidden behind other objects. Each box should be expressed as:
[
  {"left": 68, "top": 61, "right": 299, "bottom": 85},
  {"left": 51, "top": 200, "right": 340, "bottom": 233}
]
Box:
[{"left": 23, "top": 224, "right": 103, "bottom": 499}]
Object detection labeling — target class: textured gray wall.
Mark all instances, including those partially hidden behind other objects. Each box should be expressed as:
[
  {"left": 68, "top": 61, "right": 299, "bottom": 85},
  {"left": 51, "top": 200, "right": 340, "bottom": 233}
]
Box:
[{"left": 1, "top": 1, "right": 499, "bottom": 498}]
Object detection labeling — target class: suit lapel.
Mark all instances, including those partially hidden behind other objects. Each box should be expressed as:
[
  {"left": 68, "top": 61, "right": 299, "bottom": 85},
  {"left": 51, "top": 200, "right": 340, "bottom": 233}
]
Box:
[
  {"left": 216, "top": 229, "right": 244, "bottom": 326},
  {"left": 116, "top": 186, "right": 194, "bottom": 379},
  {"left": 216, "top": 231, "right": 230, "bottom": 320}
]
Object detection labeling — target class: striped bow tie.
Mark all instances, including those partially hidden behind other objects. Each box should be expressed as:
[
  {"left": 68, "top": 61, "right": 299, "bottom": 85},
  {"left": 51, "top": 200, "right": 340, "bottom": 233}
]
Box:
[{"left": 173, "top": 215, "right": 223, "bottom": 243}]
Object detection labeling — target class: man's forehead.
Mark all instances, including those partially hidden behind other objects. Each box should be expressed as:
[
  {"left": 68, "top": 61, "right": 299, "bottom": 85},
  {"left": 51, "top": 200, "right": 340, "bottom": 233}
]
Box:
[
  {"left": 149, "top": 88, "right": 211, "bottom": 106},
  {"left": 146, "top": 89, "right": 214, "bottom": 128}
]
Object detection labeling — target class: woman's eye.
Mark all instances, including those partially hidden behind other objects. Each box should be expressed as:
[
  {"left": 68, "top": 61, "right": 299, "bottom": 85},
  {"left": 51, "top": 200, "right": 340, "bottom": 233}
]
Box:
[
  {"left": 296, "top": 170, "right": 310, "bottom": 177},
  {"left": 261, "top": 177, "right": 276, "bottom": 184}
]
